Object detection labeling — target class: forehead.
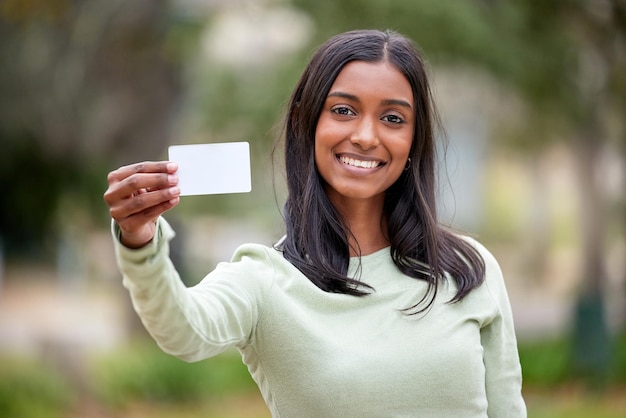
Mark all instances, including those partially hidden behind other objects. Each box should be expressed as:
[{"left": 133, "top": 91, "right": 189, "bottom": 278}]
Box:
[{"left": 328, "top": 60, "right": 413, "bottom": 103}]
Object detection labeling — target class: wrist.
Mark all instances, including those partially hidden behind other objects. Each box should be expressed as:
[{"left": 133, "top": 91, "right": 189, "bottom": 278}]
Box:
[
  {"left": 116, "top": 220, "right": 157, "bottom": 249},
  {"left": 120, "top": 233, "right": 154, "bottom": 249}
]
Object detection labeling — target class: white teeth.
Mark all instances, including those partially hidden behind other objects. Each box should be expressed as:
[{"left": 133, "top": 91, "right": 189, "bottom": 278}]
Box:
[{"left": 340, "top": 156, "right": 380, "bottom": 169}]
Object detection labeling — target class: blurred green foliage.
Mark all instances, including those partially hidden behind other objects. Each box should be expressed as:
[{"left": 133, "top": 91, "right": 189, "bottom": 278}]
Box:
[
  {"left": 92, "top": 340, "right": 257, "bottom": 408},
  {"left": 519, "top": 331, "right": 626, "bottom": 387},
  {"left": 0, "top": 0, "right": 183, "bottom": 259},
  {"left": 0, "top": 133, "right": 109, "bottom": 259},
  {"left": 519, "top": 338, "right": 572, "bottom": 386},
  {"left": 0, "top": 356, "right": 74, "bottom": 418},
  {"left": 296, "top": 0, "right": 625, "bottom": 144},
  {"left": 1, "top": 0, "right": 623, "bottom": 262},
  {"left": 0, "top": 134, "right": 76, "bottom": 257}
]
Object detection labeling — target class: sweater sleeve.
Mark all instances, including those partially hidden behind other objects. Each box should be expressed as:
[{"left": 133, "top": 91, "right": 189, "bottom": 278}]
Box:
[
  {"left": 478, "top": 246, "right": 527, "bottom": 417},
  {"left": 112, "top": 217, "right": 273, "bottom": 362}
]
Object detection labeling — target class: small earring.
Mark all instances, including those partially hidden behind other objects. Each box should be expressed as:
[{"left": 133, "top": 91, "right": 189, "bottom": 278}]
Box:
[{"left": 404, "top": 158, "right": 411, "bottom": 171}]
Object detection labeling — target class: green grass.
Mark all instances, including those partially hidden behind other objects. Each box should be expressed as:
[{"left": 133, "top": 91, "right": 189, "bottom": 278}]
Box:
[
  {"left": 525, "top": 387, "right": 626, "bottom": 418},
  {"left": 0, "top": 356, "right": 74, "bottom": 418}
]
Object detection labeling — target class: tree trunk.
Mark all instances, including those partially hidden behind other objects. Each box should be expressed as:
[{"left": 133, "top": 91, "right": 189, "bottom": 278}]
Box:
[
  {"left": 622, "top": 132, "right": 626, "bottom": 335},
  {"left": 571, "top": 124, "right": 611, "bottom": 384}
]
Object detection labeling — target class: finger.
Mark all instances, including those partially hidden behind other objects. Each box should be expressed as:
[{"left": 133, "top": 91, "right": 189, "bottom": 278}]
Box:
[
  {"left": 104, "top": 172, "right": 178, "bottom": 206},
  {"left": 107, "top": 161, "right": 178, "bottom": 185},
  {"left": 109, "top": 186, "right": 180, "bottom": 221}
]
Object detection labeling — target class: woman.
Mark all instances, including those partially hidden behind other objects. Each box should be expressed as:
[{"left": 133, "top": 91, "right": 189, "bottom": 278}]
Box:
[{"left": 104, "top": 29, "right": 526, "bottom": 417}]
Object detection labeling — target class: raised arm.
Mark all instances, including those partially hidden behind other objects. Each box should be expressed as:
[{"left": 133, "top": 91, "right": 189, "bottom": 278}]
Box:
[{"left": 104, "top": 161, "right": 270, "bottom": 362}]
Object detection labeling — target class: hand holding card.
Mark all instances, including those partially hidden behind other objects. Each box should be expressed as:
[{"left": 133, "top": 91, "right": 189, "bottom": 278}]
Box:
[{"left": 168, "top": 142, "right": 252, "bottom": 196}]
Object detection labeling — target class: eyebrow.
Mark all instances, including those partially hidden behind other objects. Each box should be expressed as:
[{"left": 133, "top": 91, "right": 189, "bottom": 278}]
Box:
[{"left": 327, "top": 91, "right": 413, "bottom": 110}]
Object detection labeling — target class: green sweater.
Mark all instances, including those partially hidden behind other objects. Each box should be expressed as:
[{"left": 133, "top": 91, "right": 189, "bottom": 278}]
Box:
[{"left": 113, "top": 218, "right": 526, "bottom": 417}]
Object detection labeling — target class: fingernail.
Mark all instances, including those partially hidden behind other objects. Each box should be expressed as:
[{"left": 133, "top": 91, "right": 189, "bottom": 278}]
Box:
[
  {"left": 167, "top": 162, "right": 178, "bottom": 172},
  {"left": 168, "top": 175, "right": 178, "bottom": 185},
  {"left": 169, "top": 186, "right": 180, "bottom": 195}
]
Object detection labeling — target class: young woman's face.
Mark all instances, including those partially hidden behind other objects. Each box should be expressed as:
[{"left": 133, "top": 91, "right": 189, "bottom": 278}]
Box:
[{"left": 315, "top": 60, "right": 415, "bottom": 206}]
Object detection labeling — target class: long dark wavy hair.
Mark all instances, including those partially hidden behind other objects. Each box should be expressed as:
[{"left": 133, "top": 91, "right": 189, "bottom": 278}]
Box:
[{"left": 276, "top": 29, "right": 485, "bottom": 313}]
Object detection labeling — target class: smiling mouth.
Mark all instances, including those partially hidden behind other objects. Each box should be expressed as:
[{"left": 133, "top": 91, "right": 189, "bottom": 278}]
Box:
[{"left": 338, "top": 155, "right": 383, "bottom": 169}]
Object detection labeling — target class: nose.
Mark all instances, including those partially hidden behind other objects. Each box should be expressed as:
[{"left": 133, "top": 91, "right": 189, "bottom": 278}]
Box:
[{"left": 350, "top": 116, "right": 379, "bottom": 151}]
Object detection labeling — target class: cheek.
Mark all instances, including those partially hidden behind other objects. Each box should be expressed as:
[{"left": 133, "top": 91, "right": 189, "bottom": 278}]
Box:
[
  {"left": 314, "top": 121, "right": 338, "bottom": 163},
  {"left": 392, "top": 136, "right": 413, "bottom": 160},
  {"left": 389, "top": 139, "right": 413, "bottom": 178},
  {"left": 314, "top": 118, "right": 334, "bottom": 146}
]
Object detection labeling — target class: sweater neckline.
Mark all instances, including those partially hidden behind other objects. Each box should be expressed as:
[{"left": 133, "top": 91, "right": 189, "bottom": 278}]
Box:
[
  {"left": 350, "top": 246, "right": 391, "bottom": 261},
  {"left": 348, "top": 246, "right": 392, "bottom": 275}
]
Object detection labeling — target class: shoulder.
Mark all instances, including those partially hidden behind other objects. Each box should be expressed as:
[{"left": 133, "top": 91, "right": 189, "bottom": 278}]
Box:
[
  {"left": 215, "top": 240, "right": 303, "bottom": 286},
  {"left": 191, "top": 243, "right": 284, "bottom": 312},
  {"left": 228, "top": 242, "right": 284, "bottom": 269},
  {"left": 456, "top": 234, "right": 500, "bottom": 271},
  {"left": 457, "top": 235, "right": 512, "bottom": 306}
]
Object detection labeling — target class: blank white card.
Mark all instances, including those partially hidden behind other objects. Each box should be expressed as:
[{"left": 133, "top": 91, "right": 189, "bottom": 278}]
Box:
[{"left": 168, "top": 142, "right": 251, "bottom": 196}]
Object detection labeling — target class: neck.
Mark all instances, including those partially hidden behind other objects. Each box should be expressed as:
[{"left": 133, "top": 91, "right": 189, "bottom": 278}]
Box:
[{"left": 330, "top": 195, "right": 389, "bottom": 256}]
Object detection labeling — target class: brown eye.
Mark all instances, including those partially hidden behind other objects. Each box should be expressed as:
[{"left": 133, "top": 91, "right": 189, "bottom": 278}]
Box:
[
  {"left": 331, "top": 106, "right": 355, "bottom": 116},
  {"left": 382, "top": 114, "right": 404, "bottom": 124}
]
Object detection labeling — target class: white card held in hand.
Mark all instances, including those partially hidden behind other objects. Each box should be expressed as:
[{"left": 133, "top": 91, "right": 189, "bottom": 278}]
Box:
[{"left": 168, "top": 142, "right": 251, "bottom": 196}]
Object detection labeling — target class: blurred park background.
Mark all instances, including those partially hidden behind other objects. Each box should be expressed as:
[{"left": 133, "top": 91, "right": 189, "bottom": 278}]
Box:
[{"left": 1, "top": 0, "right": 625, "bottom": 417}]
